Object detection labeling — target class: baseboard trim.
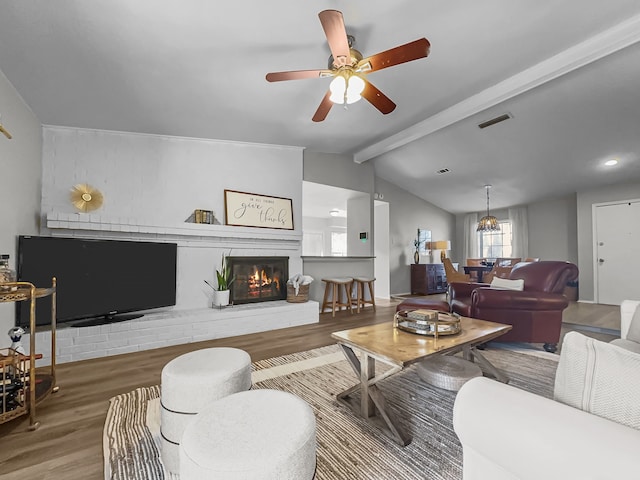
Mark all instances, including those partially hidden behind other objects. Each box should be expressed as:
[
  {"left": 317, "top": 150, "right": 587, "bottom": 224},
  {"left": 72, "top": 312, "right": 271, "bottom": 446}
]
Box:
[{"left": 562, "top": 322, "right": 620, "bottom": 336}]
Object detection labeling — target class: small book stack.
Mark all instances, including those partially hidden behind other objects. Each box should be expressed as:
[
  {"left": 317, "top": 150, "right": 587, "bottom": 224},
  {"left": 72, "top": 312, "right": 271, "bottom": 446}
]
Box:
[
  {"left": 406, "top": 309, "right": 438, "bottom": 321},
  {"left": 194, "top": 209, "right": 215, "bottom": 224}
]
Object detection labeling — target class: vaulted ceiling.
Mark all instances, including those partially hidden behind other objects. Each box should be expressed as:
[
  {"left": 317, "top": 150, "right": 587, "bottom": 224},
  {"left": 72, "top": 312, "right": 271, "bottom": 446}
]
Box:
[{"left": 1, "top": 1, "right": 640, "bottom": 213}]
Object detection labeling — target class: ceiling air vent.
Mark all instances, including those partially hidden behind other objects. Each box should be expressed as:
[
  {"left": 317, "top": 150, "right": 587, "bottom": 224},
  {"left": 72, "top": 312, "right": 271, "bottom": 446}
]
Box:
[
  {"left": 436, "top": 168, "right": 450, "bottom": 175},
  {"left": 478, "top": 113, "right": 513, "bottom": 129}
]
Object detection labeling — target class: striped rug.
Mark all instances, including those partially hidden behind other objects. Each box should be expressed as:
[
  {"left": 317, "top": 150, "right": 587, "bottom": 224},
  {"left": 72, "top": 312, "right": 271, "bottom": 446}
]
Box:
[{"left": 103, "top": 344, "right": 558, "bottom": 480}]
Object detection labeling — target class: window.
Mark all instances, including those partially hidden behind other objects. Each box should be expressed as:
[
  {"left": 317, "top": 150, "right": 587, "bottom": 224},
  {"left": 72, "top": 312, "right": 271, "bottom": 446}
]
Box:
[
  {"left": 331, "top": 231, "right": 347, "bottom": 256},
  {"left": 478, "top": 221, "right": 512, "bottom": 259},
  {"left": 302, "top": 231, "right": 324, "bottom": 256}
]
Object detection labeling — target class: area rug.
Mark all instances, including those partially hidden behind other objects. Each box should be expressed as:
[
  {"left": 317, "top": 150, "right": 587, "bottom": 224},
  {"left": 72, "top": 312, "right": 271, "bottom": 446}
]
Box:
[{"left": 103, "top": 344, "right": 558, "bottom": 480}]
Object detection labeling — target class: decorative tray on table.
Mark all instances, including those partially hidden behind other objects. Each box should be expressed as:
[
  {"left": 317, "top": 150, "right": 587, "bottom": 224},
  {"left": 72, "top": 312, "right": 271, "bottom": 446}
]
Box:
[{"left": 393, "top": 309, "right": 462, "bottom": 337}]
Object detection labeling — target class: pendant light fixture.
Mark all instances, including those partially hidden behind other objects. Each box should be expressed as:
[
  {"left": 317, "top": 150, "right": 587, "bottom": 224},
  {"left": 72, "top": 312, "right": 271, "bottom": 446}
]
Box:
[{"left": 477, "top": 185, "right": 500, "bottom": 232}]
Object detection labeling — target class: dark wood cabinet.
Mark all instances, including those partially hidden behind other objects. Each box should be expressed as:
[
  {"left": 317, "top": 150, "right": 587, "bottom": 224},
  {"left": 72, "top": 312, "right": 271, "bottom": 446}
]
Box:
[{"left": 411, "top": 263, "right": 447, "bottom": 295}]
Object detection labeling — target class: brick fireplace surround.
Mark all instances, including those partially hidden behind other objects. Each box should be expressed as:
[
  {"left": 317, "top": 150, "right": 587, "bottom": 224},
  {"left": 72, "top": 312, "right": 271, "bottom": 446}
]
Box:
[{"left": 27, "top": 213, "right": 319, "bottom": 366}]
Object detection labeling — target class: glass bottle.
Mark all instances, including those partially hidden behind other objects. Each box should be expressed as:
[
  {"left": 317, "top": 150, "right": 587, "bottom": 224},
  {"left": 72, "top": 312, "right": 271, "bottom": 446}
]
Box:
[{"left": 0, "top": 254, "right": 16, "bottom": 288}]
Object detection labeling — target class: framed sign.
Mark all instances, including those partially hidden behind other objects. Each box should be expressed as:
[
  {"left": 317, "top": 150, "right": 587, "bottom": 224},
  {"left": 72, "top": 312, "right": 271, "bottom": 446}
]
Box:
[{"left": 224, "top": 190, "right": 294, "bottom": 230}]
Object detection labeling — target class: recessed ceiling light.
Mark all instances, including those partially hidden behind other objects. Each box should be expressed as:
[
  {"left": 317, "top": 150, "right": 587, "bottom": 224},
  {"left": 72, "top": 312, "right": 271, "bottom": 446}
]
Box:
[
  {"left": 604, "top": 159, "right": 618, "bottom": 166},
  {"left": 329, "top": 209, "right": 340, "bottom": 217}
]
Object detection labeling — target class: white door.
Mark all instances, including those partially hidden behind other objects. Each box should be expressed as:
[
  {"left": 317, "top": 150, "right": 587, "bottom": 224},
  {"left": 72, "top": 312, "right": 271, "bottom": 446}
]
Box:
[
  {"left": 374, "top": 201, "right": 390, "bottom": 299},
  {"left": 595, "top": 200, "right": 640, "bottom": 305}
]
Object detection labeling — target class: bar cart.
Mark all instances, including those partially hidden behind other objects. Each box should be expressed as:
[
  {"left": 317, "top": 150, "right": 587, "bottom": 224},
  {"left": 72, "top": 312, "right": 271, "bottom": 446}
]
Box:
[{"left": 0, "top": 278, "right": 58, "bottom": 430}]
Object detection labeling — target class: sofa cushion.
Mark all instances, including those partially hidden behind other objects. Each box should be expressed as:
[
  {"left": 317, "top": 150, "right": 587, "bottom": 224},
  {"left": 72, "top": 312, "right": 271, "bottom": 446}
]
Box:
[
  {"left": 627, "top": 303, "right": 640, "bottom": 343},
  {"left": 610, "top": 338, "right": 640, "bottom": 355},
  {"left": 554, "top": 331, "right": 640, "bottom": 430},
  {"left": 489, "top": 277, "right": 524, "bottom": 291}
]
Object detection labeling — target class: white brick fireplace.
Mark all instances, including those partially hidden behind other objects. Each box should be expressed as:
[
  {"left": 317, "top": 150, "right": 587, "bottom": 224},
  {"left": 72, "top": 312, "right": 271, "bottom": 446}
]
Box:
[{"left": 27, "top": 126, "right": 318, "bottom": 364}]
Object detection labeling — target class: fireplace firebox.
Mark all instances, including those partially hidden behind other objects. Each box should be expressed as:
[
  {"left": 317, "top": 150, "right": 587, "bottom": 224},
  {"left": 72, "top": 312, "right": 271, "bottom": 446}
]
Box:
[{"left": 228, "top": 256, "right": 289, "bottom": 305}]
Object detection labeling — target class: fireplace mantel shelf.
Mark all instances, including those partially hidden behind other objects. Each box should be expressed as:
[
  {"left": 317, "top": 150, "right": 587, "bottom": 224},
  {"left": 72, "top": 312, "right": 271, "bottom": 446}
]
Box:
[{"left": 45, "top": 212, "right": 301, "bottom": 244}]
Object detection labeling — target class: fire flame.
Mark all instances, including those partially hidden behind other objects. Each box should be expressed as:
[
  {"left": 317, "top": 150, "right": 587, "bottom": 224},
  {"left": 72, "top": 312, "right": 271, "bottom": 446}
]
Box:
[{"left": 249, "top": 268, "right": 280, "bottom": 290}]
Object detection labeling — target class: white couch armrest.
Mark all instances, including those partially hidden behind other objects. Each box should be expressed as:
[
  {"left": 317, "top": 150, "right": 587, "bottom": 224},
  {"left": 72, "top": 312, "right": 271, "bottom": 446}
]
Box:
[
  {"left": 620, "top": 300, "right": 640, "bottom": 340},
  {"left": 453, "top": 377, "right": 640, "bottom": 480}
]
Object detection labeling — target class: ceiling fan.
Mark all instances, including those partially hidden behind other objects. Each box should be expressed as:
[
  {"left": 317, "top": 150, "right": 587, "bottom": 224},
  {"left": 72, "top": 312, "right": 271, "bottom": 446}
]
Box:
[{"left": 266, "top": 9, "right": 431, "bottom": 122}]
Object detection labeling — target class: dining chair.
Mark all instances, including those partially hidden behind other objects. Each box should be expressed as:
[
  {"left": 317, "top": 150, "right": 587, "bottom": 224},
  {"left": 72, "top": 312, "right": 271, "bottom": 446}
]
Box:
[
  {"left": 444, "top": 258, "right": 471, "bottom": 284},
  {"left": 465, "top": 258, "right": 486, "bottom": 281},
  {"left": 482, "top": 266, "right": 514, "bottom": 284},
  {"left": 465, "top": 258, "right": 486, "bottom": 266},
  {"left": 495, "top": 257, "right": 521, "bottom": 267}
]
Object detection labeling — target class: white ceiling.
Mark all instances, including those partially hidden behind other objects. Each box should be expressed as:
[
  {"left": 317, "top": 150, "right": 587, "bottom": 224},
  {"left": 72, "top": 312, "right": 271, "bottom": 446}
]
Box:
[{"left": 1, "top": 1, "right": 640, "bottom": 213}]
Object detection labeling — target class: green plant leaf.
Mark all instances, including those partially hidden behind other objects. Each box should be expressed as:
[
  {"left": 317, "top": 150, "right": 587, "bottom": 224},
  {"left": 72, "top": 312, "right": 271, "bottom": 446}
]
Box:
[{"left": 215, "top": 250, "right": 235, "bottom": 291}]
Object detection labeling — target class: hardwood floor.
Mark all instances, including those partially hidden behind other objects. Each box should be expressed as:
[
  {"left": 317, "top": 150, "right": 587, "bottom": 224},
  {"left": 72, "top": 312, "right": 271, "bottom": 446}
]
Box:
[{"left": 0, "top": 299, "right": 620, "bottom": 479}]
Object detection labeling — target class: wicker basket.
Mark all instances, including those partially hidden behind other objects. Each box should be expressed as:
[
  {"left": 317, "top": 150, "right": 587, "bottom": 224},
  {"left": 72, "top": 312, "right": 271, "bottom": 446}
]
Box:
[{"left": 286, "top": 283, "right": 309, "bottom": 303}]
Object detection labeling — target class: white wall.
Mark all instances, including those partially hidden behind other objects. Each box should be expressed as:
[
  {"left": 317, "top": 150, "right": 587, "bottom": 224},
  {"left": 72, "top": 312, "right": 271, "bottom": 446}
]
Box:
[
  {"left": 347, "top": 194, "right": 370, "bottom": 256},
  {"left": 528, "top": 194, "right": 578, "bottom": 264},
  {"left": 40, "top": 126, "right": 304, "bottom": 311},
  {"left": 374, "top": 177, "right": 456, "bottom": 295},
  {"left": 303, "top": 151, "right": 375, "bottom": 194},
  {"left": 0, "top": 69, "right": 42, "bottom": 346},
  {"left": 374, "top": 201, "right": 390, "bottom": 298},
  {"left": 302, "top": 152, "right": 376, "bottom": 302}
]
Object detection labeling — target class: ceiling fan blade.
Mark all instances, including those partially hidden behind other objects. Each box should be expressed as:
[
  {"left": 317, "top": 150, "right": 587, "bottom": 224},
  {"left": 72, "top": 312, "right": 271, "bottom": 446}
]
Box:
[
  {"left": 318, "top": 10, "right": 351, "bottom": 68},
  {"left": 266, "top": 69, "right": 333, "bottom": 82},
  {"left": 361, "top": 80, "right": 396, "bottom": 115},
  {"left": 312, "top": 91, "right": 333, "bottom": 122},
  {"left": 357, "top": 38, "right": 430, "bottom": 73}
]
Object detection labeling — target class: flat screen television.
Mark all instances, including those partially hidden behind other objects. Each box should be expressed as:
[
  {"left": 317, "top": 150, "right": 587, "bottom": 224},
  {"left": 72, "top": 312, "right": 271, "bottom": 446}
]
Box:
[{"left": 16, "top": 236, "right": 177, "bottom": 328}]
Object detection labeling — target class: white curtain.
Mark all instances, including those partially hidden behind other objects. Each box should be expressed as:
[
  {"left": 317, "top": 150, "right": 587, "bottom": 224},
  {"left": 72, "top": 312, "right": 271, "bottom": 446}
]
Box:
[
  {"left": 509, "top": 207, "right": 529, "bottom": 259},
  {"left": 463, "top": 213, "right": 479, "bottom": 261}
]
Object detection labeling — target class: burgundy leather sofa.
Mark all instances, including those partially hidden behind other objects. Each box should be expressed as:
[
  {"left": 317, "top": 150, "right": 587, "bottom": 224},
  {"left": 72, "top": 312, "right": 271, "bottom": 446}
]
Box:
[{"left": 449, "top": 261, "right": 579, "bottom": 352}]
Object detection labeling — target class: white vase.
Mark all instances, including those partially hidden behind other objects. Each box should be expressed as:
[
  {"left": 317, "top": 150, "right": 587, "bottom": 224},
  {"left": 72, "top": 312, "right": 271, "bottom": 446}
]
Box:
[{"left": 212, "top": 289, "right": 230, "bottom": 307}]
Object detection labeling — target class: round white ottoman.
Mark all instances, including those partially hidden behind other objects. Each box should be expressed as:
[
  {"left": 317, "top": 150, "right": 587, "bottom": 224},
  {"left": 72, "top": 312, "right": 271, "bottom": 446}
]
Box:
[
  {"left": 161, "top": 347, "right": 252, "bottom": 474},
  {"left": 416, "top": 355, "right": 483, "bottom": 392},
  {"left": 180, "top": 389, "right": 317, "bottom": 480}
]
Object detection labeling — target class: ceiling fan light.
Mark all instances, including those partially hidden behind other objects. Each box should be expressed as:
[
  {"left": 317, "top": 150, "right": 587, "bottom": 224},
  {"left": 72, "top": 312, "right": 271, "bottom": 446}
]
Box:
[
  {"left": 347, "top": 75, "right": 365, "bottom": 95},
  {"left": 345, "top": 74, "right": 365, "bottom": 104},
  {"left": 345, "top": 92, "right": 362, "bottom": 104},
  {"left": 329, "top": 76, "right": 346, "bottom": 103}
]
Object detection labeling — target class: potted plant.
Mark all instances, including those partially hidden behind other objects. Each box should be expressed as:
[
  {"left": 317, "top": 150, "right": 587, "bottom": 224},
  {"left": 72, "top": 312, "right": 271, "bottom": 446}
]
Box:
[{"left": 212, "top": 251, "right": 235, "bottom": 306}]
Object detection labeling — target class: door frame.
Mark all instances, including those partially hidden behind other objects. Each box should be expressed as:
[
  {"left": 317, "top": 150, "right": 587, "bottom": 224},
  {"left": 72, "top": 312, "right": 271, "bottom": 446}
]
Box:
[{"left": 374, "top": 200, "right": 390, "bottom": 299}]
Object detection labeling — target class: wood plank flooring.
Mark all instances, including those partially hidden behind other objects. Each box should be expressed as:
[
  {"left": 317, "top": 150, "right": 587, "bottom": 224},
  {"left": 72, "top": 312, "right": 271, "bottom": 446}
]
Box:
[{"left": 0, "top": 299, "right": 620, "bottom": 480}]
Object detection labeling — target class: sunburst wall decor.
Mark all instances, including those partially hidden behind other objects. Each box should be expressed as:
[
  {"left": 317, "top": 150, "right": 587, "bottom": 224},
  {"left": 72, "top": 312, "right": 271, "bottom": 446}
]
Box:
[{"left": 70, "top": 183, "right": 104, "bottom": 212}]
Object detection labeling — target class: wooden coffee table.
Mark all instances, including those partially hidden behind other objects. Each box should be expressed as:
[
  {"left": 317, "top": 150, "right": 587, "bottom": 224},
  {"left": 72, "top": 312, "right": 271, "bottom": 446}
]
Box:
[{"left": 331, "top": 316, "right": 512, "bottom": 446}]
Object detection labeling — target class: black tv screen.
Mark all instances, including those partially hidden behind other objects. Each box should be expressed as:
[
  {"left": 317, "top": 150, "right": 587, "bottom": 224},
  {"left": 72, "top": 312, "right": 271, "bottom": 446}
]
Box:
[{"left": 16, "top": 236, "right": 177, "bottom": 327}]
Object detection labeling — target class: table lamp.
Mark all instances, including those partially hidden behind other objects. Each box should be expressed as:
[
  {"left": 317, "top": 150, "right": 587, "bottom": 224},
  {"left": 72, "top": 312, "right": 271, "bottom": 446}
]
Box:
[{"left": 430, "top": 240, "right": 451, "bottom": 263}]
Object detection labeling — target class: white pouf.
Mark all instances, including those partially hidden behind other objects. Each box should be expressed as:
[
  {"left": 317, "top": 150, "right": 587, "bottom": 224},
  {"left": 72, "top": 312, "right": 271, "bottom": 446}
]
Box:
[
  {"left": 161, "top": 347, "right": 252, "bottom": 474},
  {"left": 416, "top": 355, "right": 483, "bottom": 392},
  {"left": 180, "top": 389, "right": 317, "bottom": 480}
]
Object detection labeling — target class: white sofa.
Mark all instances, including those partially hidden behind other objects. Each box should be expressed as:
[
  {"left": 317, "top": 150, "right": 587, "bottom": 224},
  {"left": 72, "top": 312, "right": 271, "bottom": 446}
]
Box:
[
  {"left": 452, "top": 300, "right": 640, "bottom": 480},
  {"left": 613, "top": 299, "right": 640, "bottom": 353}
]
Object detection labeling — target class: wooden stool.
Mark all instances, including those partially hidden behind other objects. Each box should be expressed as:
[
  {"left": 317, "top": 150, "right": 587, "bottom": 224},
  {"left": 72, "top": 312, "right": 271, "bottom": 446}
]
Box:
[
  {"left": 352, "top": 277, "right": 376, "bottom": 313},
  {"left": 321, "top": 277, "right": 354, "bottom": 317}
]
